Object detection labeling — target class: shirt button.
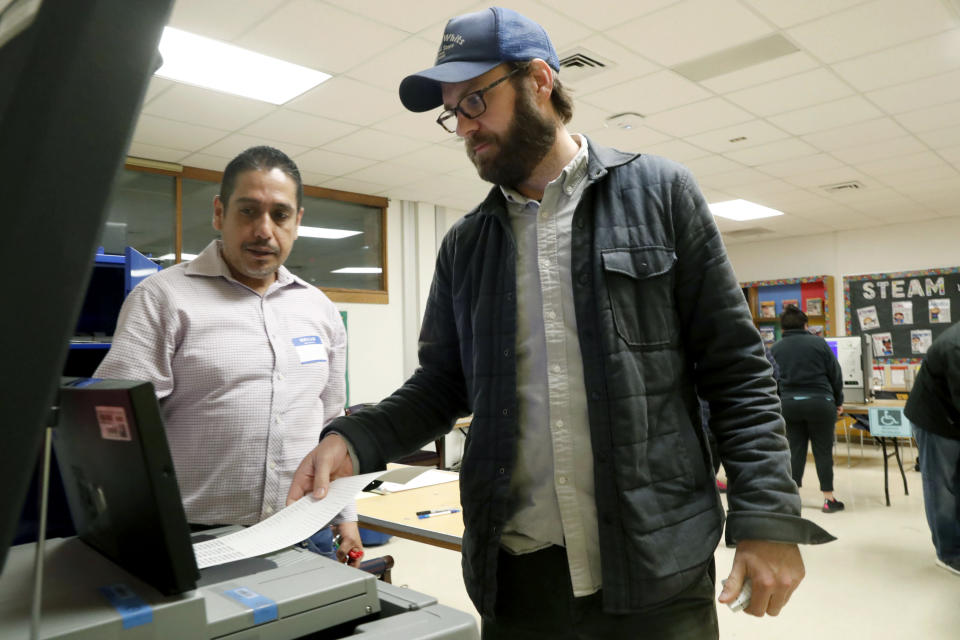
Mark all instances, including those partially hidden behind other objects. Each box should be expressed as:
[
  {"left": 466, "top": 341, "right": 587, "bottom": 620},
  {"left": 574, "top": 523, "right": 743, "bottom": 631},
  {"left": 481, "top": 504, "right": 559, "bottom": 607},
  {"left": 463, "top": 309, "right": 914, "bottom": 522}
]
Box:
[
  {"left": 552, "top": 364, "right": 561, "bottom": 374},
  {"left": 558, "top": 475, "right": 568, "bottom": 485},
  {"left": 555, "top": 420, "right": 564, "bottom": 429},
  {"left": 275, "top": 372, "right": 284, "bottom": 381},
  {"left": 547, "top": 311, "right": 557, "bottom": 321}
]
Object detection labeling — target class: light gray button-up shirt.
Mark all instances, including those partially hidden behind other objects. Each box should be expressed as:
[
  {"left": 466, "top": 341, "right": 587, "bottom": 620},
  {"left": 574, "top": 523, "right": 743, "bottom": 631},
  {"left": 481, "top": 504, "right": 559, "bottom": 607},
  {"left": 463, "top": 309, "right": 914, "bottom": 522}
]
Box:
[
  {"left": 96, "top": 240, "right": 354, "bottom": 526},
  {"left": 499, "top": 136, "right": 602, "bottom": 596}
]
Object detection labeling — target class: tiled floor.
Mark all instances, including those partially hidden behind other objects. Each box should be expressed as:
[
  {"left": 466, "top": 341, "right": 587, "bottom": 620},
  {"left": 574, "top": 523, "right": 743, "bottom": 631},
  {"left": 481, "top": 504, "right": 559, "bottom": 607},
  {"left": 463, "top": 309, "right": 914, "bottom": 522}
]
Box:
[{"left": 365, "top": 442, "right": 960, "bottom": 638}]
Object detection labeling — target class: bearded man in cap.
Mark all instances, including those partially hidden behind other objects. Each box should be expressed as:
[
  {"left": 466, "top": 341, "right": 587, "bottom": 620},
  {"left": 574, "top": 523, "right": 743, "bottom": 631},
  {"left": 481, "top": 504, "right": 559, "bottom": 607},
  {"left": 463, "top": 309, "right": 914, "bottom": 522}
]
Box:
[{"left": 289, "top": 7, "right": 833, "bottom": 638}]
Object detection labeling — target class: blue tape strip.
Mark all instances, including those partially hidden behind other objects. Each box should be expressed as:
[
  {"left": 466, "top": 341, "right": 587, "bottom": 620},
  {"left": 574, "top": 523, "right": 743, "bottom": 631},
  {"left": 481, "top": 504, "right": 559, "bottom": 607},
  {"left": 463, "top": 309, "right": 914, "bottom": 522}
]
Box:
[
  {"left": 99, "top": 583, "right": 153, "bottom": 629},
  {"left": 225, "top": 587, "right": 278, "bottom": 625}
]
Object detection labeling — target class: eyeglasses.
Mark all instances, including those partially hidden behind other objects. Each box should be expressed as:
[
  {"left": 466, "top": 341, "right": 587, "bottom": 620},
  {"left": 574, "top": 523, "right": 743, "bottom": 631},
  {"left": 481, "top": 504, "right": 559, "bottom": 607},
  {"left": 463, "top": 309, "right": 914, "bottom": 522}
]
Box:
[{"left": 436, "top": 68, "right": 521, "bottom": 133}]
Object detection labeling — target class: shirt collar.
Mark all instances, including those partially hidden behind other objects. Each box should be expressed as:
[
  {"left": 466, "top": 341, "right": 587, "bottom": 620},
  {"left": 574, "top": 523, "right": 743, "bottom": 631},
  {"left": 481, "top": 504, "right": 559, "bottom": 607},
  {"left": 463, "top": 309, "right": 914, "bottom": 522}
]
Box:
[
  {"left": 500, "top": 134, "right": 589, "bottom": 206},
  {"left": 185, "top": 239, "right": 304, "bottom": 290}
]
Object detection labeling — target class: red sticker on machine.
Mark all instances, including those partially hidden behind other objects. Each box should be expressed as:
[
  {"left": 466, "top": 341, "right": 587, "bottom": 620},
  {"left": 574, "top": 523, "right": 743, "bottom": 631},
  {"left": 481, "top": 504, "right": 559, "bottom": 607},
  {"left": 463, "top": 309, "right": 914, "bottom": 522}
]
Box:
[{"left": 95, "top": 406, "right": 132, "bottom": 441}]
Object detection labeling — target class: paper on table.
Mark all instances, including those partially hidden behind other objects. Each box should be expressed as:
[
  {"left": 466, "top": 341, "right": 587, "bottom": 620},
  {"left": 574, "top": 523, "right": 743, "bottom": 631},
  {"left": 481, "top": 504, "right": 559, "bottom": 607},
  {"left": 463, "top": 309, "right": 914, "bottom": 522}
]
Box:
[
  {"left": 376, "top": 468, "right": 459, "bottom": 493},
  {"left": 193, "top": 469, "right": 416, "bottom": 569}
]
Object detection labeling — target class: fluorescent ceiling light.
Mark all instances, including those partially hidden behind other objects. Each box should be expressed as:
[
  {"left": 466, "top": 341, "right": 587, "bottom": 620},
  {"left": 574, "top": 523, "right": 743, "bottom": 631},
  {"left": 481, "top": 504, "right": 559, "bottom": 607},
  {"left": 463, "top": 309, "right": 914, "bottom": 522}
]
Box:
[
  {"left": 158, "top": 253, "right": 198, "bottom": 261},
  {"left": 156, "top": 27, "right": 330, "bottom": 104},
  {"left": 709, "top": 199, "right": 784, "bottom": 221},
  {"left": 298, "top": 226, "right": 363, "bottom": 239},
  {"left": 332, "top": 267, "right": 382, "bottom": 274}
]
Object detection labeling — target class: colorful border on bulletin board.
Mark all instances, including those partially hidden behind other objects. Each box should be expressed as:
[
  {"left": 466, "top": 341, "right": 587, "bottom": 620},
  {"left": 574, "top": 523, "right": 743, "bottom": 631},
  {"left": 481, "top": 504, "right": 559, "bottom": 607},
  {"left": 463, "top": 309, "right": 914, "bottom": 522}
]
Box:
[
  {"left": 843, "top": 266, "right": 960, "bottom": 334},
  {"left": 740, "top": 275, "right": 831, "bottom": 287},
  {"left": 741, "top": 275, "right": 832, "bottom": 334}
]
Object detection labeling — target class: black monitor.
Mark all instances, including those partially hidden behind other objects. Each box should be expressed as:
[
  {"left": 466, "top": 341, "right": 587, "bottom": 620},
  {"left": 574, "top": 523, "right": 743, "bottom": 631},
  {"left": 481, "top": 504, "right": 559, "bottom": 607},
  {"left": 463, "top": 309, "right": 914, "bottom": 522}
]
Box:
[
  {"left": 54, "top": 378, "right": 198, "bottom": 595},
  {"left": 0, "top": 0, "right": 174, "bottom": 570}
]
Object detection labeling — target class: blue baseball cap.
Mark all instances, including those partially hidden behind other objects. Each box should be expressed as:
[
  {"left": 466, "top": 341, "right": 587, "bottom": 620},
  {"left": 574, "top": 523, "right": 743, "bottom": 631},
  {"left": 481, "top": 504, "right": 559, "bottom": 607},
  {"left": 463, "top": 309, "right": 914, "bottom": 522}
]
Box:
[{"left": 399, "top": 7, "right": 560, "bottom": 113}]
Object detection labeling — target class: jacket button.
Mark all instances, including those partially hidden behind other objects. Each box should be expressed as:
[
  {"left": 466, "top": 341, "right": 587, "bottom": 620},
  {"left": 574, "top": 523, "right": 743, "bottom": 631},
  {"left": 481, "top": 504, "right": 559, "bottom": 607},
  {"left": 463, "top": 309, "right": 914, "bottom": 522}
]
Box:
[
  {"left": 501, "top": 408, "right": 509, "bottom": 416},
  {"left": 576, "top": 219, "right": 584, "bottom": 229},
  {"left": 578, "top": 273, "right": 588, "bottom": 284},
  {"left": 498, "top": 467, "right": 505, "bottom": 474},
  {"left": 503, "top": 349, "right": 510, "bottom": 357},
  {"left": 591, "top": 391, "right": 600, "bottom": 400}
]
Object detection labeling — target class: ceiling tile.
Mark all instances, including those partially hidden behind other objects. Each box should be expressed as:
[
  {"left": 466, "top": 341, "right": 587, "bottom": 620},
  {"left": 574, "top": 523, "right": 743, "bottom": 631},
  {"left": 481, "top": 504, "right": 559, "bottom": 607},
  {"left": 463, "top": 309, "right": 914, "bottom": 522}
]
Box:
[
  {"left": 344, "top": 36, "right": 438, "bottom": 92},
  {"left": 320, "top": 175, "right": 392, "bottom": 196},
  {"left": 742, "top": 0, "right": 869, "bottom": 29},
  {"left": 568, "top": 101, "right": 618, "bottom": 138},
  {"left": 801, "top": 117, "right": 908, "bottom": 151},
  {"left": 133, "top": 114, "right": 229, "bottom": 152},
  {"left": 300, "top": 171, "right": 335, "bottom": 187},
  {"left": 127, "top": 142, "right": 191, "bottom": 163},
  {"left": 580, "top": 70, "right": 710, "bottom": 116},
  {"left": 644, "top": 98, "right": 753, "bottom": 138},
  {"left": 686, "top": 120, "right": 791, "bottom": 154},
  {"left": 767, "top": 96, "right": 883, "bottom": 135},
  {"left": 144, "top": 77, "right": 175, "bottom": 104},
  {"left": 548, "top": 0, "right": 677, "bottom": 31},
  {"left": 730, "top": 178, "right": 798, "bottom": 198},
  {"left": 390, "top": 144, "right": 473, "bottom": 173},
  {"left": 874, "top": 163, "right": 959, "bottom": 187},
  {"left": 683, "top": 155, "right": 747, "bottom": 177},
  {"left": 725, "top": 68, "right": 853, "bottom": 117},
  {"left": 141, "top": 84, "right": 276, "bottom": 131},
  {"left": 781, "top": 166, "right": 869, "bottom": 189},
  {"left": 832, "top": 29, "right": 960, "bottom": 92},
  {"left": 641, "top": 140, "right": 711, "bottom": 163},
  {"left": 168, "top": 0, "right": 288, "bottom": 42},
  {"left": 321, "top": 129, "right": 429, "bottom": 161},
  {"left": 918, "top": 126, "right": 960, "bottom": 150},
  {"left": 700, "top": 167, "right": 775, "bottom": 189},
  {"left": 294, "top": 148, "right": 377, "bottom": 176},
  {"left": 830, "top": 135, "right": 930, "bottom": 164},
  {"left": 724, "top": 138, "right": 818, "bottom": 166},
  {"left": 180, "top": 152, "right": 233, "bottom": 171},
  {"left": 372, "top": 109, "right": 452, "bottom": 144},
  {"left": 286, "top": 76, "right": 404, "bottom": 126},
  {"left": 607, "top": 0, "right": 773, "bottom": 67},
  {"left": 324, "top": 0, "right": 477, "bottom": 34},
  {"left": 786, "top": 0, "right": 958, "bottom": 63},
  {"left": 583, "top": 124, "right": 672, "bottom": 152},
  {"left": 699, "top": 51, "right": 820, "bottom": 94},
  {"left": 937, "top": 144, "right": 960, "bottom": 164},
  {"left": 240, "top": 111, "right": 358, "bottom": 148},
  {"left": 199, "top": 134, "right": 310, "bottom": 160},
  {"left": 866, "top": 69, "right": 960, "bottom": 114},
  {"left": 236, "top": 0, "right": 409, "bottom": 74},
  {"left": 756, "top": 153, "right": 846, "bottom": 178},
  {"left": 856, "top": 151, "right": 947, "bottom": 177},
  {"left": 344, "top": 161, "right": 434, "bottom": 188},
  {"left": 895, "top": 99, "right": 960, "bottom": 133}
]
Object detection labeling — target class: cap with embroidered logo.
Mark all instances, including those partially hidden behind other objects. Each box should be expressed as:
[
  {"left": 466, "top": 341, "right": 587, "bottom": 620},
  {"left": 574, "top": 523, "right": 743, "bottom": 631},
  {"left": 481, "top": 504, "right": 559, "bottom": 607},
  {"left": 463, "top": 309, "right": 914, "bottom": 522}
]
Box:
[{"left": 398, "top": 7, "right": 559, "bottom": 113}]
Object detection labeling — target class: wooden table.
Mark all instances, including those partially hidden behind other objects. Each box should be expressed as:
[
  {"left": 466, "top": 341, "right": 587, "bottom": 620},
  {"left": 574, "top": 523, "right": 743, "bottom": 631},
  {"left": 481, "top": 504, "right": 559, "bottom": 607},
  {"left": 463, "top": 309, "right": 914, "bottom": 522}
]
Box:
[
  {"left": 357, "top": 479, "right": 464, "bottom": 551},
  {"left": 842, "top": 400, "right": 910, "bottom": 506}
]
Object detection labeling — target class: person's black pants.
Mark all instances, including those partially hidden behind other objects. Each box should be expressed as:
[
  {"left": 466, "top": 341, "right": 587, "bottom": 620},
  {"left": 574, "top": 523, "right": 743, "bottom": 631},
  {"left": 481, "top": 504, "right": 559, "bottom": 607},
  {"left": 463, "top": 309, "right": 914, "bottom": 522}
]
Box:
[
  {"left": 481, "top": 545, "right": 718, "bottom": 639},
  {"left": 782, "top": 395, "right": 837, "bottom": 492}
]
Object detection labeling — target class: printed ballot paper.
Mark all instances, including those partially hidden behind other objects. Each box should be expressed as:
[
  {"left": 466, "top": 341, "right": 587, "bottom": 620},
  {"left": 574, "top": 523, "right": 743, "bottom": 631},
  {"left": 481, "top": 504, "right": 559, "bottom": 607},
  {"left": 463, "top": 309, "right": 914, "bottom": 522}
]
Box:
[{"left": 193, "top": 467, "right": 427, "bottom": 569}]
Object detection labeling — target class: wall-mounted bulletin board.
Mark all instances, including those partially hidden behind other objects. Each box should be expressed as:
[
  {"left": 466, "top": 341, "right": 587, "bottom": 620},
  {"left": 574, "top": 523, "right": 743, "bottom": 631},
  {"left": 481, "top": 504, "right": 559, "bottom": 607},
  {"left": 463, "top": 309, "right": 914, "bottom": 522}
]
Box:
[{"left": 844, "top": 267, "right": 960, "bottom": 362}]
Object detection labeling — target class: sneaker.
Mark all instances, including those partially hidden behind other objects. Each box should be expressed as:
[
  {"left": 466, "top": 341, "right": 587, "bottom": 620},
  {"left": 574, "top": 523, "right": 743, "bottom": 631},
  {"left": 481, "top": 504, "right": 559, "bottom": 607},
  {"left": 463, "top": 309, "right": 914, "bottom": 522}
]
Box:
[
  {"left": 936, "top": 559, "right": 960, "bottom": 577},
  {"left": 716, "top": 478, "right": 727, "bottom": 493},
  {"left": 822, "top": 498, "right": 845, "bottom": 513}
]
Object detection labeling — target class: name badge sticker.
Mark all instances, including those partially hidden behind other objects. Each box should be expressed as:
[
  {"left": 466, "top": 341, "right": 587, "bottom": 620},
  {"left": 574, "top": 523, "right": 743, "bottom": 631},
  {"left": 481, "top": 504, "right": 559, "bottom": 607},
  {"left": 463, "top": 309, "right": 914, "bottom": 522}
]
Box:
[
  {"left": 95, "top": 406, "right": 132, "bottom": 441},
  {"left": 292, "top": 335, "right": 327, "bottom": 364}
]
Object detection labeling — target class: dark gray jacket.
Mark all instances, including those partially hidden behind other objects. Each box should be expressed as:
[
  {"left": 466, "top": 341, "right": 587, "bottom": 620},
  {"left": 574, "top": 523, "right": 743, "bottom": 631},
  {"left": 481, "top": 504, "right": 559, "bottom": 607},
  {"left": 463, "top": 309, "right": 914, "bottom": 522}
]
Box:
[
  {"left": 905, "top": 322, "right": 960, "bottom": 441},
  {"left": 771, "top": 329, "right": 844, "bottom": 405},
  {"left": 324, "top": 140, "right": 832, "bottom": 616}
]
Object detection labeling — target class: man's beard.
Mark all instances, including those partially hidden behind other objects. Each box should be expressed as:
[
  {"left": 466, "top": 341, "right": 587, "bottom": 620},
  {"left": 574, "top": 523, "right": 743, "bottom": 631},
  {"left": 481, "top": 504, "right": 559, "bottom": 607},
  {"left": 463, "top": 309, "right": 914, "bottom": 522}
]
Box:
[{"left": 466, "top": 86, "right": 556, "bottom": 188}]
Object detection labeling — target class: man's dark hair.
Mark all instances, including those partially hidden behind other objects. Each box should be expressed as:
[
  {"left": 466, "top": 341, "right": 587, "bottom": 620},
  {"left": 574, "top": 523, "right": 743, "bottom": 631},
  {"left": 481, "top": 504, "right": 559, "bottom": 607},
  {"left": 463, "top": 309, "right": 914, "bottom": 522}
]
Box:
[
  {"left": 509, "top": 61, "right": 574, "bottom": 124},
  {"left": 220, "top": 146, "right": 303, "bottom": 209},
  {"left": 780, "top": 305, "right": 808, "bottom": 330}
]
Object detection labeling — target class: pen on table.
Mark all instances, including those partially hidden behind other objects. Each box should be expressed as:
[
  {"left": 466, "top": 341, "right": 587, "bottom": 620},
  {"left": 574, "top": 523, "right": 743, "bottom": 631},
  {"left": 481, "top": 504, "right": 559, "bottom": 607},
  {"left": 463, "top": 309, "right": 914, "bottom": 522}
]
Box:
[{"left": 416, "top": 508, "right": 460, "bottom": 519}]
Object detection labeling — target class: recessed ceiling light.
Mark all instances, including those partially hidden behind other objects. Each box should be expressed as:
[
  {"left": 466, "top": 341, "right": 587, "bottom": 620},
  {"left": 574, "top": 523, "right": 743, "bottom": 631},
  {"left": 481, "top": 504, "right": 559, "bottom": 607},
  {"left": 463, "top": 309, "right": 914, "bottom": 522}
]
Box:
[
  {"left": 332, "top": 267, "right": 382, "bottom": 274},
  {"left": 298, "top": 226, "right": 362, "bottom": 239},
  {"left": 156, "top": 27, "right": 330, "bottom": 104},
  {"left": 605, "top": 112, "right": 645, "bottom": 130},
  {"left": 158, "top": 253, "right": 198, "bottom": 261},
  {"left": 709, "top": 199, "right": 784, "bottom": 221}
]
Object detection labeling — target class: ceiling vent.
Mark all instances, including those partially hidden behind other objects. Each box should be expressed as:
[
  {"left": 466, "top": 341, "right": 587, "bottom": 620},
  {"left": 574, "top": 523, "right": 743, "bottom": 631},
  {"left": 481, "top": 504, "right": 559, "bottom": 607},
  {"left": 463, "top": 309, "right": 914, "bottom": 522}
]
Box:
[
  {"left": 821, "top": 180, "right": 864, "bottom": 193},
  {"left": 558, "top": 48, "right": 614, "bottom": 82},
  {"left": 724, "top": 227, "right": 773, "bottom": 238}
]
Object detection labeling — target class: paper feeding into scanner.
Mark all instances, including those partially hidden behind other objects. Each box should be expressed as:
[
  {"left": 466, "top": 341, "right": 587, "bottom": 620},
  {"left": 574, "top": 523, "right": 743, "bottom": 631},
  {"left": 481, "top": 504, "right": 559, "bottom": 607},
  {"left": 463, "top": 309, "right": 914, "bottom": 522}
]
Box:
[{"left": 194, "top": 468, "right": 427, "bottom": 569}]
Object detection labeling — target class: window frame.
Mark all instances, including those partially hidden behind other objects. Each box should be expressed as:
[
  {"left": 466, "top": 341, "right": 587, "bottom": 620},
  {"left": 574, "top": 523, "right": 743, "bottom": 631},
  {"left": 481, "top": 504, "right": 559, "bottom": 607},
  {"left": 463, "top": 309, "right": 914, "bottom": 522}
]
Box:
[{"left": 124, "top": 159, "right": 389, "bottom": 304}]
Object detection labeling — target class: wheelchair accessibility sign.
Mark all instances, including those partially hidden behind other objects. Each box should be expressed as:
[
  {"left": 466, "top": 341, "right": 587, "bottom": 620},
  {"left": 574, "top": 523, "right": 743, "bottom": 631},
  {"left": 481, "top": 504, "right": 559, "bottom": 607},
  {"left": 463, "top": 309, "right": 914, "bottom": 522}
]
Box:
[{"left": 867, "top": 407, "right": 913, "bottom": 437}]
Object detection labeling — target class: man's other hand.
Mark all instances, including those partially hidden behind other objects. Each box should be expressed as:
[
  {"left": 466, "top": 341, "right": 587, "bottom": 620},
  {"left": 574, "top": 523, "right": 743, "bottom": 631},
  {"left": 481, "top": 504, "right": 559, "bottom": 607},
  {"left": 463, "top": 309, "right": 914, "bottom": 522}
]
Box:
[{"left": 719, "top": 540, "right": 804, "bottom": 617}]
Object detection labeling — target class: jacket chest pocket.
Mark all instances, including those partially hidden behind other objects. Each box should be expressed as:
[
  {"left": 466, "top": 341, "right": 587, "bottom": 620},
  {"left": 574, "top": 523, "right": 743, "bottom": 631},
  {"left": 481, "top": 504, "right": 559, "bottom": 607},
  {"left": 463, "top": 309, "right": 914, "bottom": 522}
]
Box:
[{"left": 601, "top": 246, "right": 679, "bottom": 350}]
